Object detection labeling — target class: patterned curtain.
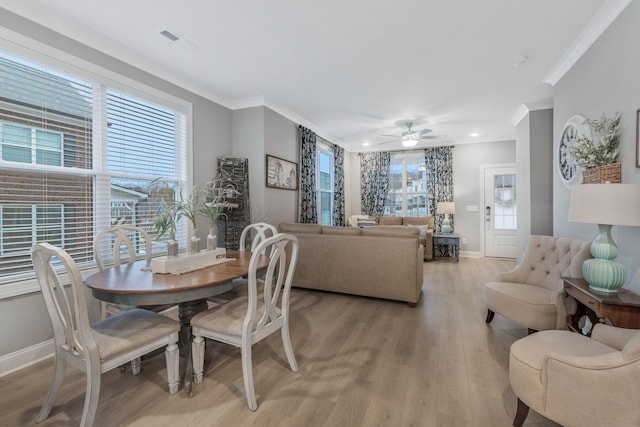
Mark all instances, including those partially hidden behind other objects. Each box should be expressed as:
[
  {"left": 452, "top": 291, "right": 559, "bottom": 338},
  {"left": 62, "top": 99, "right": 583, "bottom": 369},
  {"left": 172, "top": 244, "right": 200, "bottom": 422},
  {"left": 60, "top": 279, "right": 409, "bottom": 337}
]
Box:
[
  {"left": 332, "top": 144, "right": 345, "bottom": 226},
  {"left": 424, "top": 146, "right": 454, "bottom": 231},
  {"left": 359, "top": 151, "right": 391, "bottom": 216},
  {"left": 298, "top": 126, "right": 317, "bottom": 223}
]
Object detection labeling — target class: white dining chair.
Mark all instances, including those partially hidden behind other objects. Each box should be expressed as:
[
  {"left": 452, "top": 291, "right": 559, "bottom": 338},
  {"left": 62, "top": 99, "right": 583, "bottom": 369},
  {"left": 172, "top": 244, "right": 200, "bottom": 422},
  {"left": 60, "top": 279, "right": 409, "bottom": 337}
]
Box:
[
  {"left": 191, "top": 233, "right": 299, "bottom": 410},
  {"left": 94, "top": 225, "right": 154, "bottom": 318},
  {"left": 239, "top": 222, "right": 278, "bottom": 253},
  {"left": 32, "top": 242, "right": 180, "bottom": 427}
]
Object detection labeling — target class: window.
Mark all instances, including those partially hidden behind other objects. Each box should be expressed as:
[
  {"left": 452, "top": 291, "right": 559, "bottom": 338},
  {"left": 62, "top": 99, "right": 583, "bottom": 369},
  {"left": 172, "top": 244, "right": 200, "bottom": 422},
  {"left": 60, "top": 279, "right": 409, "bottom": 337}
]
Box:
[
  {"left": 493, "top": 174, "right": 517, "bottom": 230},
  {"left": 0, "top": 52, "right": 188, "bottom": 295},
  {"left": 385, "top": 153, "right": 428, "bottom": 216},
  {"left": 317, "top": 144, "right": 334, "bottom": 225}
]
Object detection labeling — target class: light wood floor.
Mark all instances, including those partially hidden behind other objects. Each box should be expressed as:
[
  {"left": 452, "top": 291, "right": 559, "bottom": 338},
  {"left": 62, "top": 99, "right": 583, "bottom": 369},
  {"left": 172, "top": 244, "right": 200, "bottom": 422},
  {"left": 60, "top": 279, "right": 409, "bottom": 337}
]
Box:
[{"left": 0, "top": 257, "right": 560, "bottom": 427}]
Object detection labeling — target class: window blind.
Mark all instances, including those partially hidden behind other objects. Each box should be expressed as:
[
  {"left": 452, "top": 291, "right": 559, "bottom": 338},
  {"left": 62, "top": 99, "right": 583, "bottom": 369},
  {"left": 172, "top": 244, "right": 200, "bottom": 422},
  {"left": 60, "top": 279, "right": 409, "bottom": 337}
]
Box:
[{"left": 0, "top": 52, "right": 188, "bottom": 291}]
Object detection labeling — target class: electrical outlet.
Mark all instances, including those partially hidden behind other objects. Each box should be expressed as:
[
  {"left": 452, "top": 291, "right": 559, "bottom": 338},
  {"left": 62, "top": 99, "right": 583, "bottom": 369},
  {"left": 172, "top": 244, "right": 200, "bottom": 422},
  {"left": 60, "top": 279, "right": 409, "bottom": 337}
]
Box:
[{"left": 462, "top": 238, "right": 468, "bottom": 244}]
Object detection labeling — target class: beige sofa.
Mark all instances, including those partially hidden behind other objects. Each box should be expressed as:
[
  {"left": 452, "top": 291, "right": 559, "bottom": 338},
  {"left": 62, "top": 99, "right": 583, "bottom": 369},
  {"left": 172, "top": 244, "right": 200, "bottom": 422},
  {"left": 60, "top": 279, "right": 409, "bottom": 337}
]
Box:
[
  {"left": 279, "top": 223, "right": 424, "bottom": 305},
  {"left": 348, "top": 215, "right": 435, "bottom": 260}
]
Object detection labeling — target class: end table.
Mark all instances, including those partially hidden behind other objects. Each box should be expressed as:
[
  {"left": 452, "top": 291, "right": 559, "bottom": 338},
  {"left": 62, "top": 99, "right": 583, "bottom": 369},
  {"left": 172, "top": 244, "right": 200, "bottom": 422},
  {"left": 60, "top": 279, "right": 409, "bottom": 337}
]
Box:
[{"left": 433, "top": 232, "right": 460, "bottom": 262}]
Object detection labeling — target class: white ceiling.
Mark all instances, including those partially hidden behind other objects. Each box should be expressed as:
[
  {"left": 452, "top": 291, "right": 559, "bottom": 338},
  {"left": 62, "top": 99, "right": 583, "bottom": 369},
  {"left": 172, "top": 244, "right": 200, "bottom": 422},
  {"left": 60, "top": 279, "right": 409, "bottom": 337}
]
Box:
[{"left": 0, "top": 0, "right": 627, "bottom": 152}]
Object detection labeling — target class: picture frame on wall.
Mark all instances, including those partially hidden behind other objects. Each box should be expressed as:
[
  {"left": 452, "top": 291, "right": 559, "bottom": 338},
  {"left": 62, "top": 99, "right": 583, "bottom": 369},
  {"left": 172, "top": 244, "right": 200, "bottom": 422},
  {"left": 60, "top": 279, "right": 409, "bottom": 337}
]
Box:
[
  {"left": 266, "top": 154, "right": 298, "bottom": 190},
  {"left": 637, "top": 109, "right": 640, "bottom": 167}
]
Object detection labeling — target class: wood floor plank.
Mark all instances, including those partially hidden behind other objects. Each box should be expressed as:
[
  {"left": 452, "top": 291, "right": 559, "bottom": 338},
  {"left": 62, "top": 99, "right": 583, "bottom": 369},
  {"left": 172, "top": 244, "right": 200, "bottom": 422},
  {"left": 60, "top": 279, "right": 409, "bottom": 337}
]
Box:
[{"left": 0, "top": 256, "right": 561, "bottom": 427}]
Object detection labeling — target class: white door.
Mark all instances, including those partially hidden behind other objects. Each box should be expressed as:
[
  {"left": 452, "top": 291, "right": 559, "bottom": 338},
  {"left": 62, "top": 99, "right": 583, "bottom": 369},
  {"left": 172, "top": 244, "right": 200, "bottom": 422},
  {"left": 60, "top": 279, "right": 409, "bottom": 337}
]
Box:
[{"left": 484, "top": 167, "right": 518, "bottom": 258}]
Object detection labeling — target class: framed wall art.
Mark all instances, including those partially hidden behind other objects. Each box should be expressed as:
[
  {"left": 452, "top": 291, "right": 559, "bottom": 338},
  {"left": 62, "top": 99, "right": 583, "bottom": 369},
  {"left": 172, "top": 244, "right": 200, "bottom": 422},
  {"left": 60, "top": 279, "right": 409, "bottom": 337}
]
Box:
[
  {"left": 266, "top": 154, "right": 298, "bottom": 190},
  {"left": 637, "top": 109, "right": 640, "bottom": 167}
]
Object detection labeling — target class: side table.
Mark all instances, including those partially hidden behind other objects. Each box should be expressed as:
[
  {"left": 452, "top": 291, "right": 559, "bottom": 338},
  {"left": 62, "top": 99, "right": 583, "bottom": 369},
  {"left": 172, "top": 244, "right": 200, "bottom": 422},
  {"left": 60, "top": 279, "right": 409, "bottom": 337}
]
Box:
[
  {"left": 563, "top": 277, "right": 640, "bottom": 334},
  {"left": 433, "top": 232, "right": 460, "bottom": 262}
]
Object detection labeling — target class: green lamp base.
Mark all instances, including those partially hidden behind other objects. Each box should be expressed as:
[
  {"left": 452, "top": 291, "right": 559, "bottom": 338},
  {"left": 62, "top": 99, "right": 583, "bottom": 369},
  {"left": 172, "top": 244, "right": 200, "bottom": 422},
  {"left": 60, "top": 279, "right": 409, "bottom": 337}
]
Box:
[
  {"left": 583, "top": 258, "right": 626, "bottom": 293},
  {"left": 441, "top": 215, "right": 452, "bottom": 234},
  {"left": 583, "top": 223, "right": 626, "bottom": 293}
]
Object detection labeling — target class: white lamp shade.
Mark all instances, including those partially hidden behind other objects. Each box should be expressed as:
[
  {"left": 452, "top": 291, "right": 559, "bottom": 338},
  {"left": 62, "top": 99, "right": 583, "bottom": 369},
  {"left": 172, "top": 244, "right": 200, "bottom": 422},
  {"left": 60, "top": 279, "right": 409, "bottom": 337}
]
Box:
[
  {"left": 568, "top": 184, "right": 640, "bottom": 226},
  {"left": 437, "top": 202, "right": 456, "bottom": 215}
]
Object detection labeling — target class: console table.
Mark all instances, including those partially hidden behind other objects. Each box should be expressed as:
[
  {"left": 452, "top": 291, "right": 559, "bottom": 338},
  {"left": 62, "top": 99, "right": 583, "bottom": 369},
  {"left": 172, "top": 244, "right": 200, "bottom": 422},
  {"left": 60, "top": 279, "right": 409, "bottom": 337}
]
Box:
[
  {"left": 563, "top": 277, "right": 640, "bottom": 334},
  {"left": 433, "top": 232, "right": 460, "bottom": 262}
]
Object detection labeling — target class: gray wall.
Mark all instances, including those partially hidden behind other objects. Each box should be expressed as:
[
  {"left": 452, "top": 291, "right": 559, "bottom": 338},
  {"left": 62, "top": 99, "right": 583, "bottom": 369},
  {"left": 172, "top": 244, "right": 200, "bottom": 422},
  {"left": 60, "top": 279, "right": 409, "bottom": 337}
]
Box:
[
  {"left": 0, "top": 10, "right": 233, "bottom": 357},
  {"left": 529, "top": 109, "right": 553, "bottom": 236},
  {"left": 553, "top": 1, "right": 640, "bottom": 293},
  {"left": 453, "top": 141, "right": 516, "bottom": 253}
]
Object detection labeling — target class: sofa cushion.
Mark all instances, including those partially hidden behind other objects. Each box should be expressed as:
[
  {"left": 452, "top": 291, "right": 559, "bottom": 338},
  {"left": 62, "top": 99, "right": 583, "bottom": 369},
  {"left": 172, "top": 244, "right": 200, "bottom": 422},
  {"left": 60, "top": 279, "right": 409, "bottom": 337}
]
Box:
[
  {"left": 403, "top": 216, "right": 435, "bottom": 229},
  {"left": 407, "top": 224, "right": 429, "bottom": 237},
  {"left": 362, "top": 226, "right": 419, "bottom": 239},
  {"left": 279, "top": 223, "right": 322, "bottom": 234},
  {"left": 322, "top": 226, "right": 362, "bottom": 236},
  {"left": 377, "top": 216, "right": 403, "bottom": 226}
]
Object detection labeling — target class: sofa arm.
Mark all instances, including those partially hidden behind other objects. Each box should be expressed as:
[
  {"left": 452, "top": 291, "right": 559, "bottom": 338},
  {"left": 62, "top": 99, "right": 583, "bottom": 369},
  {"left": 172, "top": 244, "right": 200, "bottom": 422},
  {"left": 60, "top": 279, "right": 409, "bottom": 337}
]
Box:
[{"left": 591, "top": 324, "right": 640, "bottom": 350}]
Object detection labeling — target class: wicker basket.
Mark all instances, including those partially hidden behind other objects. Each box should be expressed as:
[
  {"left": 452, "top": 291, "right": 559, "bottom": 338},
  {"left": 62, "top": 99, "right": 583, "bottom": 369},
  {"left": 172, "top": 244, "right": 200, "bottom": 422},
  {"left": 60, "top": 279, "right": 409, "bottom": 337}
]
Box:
[{"left": 582, "top": 162, "right": 621, "bottom": 184}]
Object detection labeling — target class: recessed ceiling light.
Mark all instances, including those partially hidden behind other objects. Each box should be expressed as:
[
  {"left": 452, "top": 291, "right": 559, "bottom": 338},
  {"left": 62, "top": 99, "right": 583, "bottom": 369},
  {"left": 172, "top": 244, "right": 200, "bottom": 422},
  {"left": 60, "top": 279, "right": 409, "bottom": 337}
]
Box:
[
  {"left": 511, "top": 55, "right": 528, "bottom": 67},
  {"left": 470, "top": 132, "right": 480, "bottom": 137},
  {"left": 362, "top": 142, "right": 370, "bottom": 146}
]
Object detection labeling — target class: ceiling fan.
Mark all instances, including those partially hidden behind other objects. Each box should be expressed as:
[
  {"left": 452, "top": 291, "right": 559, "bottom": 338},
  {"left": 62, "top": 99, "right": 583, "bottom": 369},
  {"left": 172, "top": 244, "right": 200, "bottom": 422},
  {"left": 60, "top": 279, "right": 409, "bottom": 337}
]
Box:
[{"left": 379, "top": 121, "right": 446, "bottom": 147}]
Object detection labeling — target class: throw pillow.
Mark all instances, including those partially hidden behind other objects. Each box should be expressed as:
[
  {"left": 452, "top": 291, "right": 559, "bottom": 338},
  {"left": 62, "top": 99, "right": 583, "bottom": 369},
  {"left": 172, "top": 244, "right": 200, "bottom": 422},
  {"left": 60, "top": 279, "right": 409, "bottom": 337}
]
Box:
[
  {"left": 357, "top": 218, "right": 377, "bottom": 228},
  {"left": 407, "top": 224, "right": 428, "bottom": 237}
]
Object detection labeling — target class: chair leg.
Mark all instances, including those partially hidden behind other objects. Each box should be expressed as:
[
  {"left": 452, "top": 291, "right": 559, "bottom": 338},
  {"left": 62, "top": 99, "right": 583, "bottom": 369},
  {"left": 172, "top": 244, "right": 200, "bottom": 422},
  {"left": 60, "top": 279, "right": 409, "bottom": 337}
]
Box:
[
  {"left": 131, "top": 357, "right": 141, "bottom": 375},
  {"left": 513, "top": 398, "right": 530, "bottom": 427},
  {"left": 192, "top": 335, "right": 205, "bottom": 385},
  {"left": 485, "top": 309, "right": 495, "bottom": 324},
  {"left": 241, "top": 342, "right": 258, "bottom": 411},
  {"left": 281, "top": 323, "right": 299, "bottom": 372},
  {"left": 80, "top": 364, "right": 101, "bottom": 427},
  {"left": 165, "top": 342, "right": 180, "bottom": 394},
  {"left": 37, "top": 353, "right": 66, "bottom": 422}
]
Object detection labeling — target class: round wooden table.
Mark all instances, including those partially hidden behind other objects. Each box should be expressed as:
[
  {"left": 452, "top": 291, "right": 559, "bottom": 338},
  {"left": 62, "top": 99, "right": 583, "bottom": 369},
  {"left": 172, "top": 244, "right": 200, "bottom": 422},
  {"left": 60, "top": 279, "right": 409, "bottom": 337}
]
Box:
[{"left": 84, "top": 250, "right": 267, "bottom": 395}]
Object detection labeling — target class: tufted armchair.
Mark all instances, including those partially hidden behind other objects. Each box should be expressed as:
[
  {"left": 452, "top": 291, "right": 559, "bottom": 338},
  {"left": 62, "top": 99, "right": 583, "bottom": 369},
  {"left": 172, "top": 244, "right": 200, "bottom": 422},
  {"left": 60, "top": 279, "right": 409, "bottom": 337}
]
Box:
[
  {"left": 485, "top": 235, "right": 591, "bottom": 332},
  {"left": 510, "top": 324, "right": 640, "bottom": 426}
]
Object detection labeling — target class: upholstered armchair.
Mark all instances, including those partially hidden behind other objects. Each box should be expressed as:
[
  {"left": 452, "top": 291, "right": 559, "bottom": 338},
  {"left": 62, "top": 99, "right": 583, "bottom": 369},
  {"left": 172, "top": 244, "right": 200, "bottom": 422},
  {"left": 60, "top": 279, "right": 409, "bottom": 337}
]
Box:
[
  {"left": 510, "top": 324, "right": 640, "bottom": 426},
  {"left": 485, "top": 235, "right": 591, "bottom": 332}
]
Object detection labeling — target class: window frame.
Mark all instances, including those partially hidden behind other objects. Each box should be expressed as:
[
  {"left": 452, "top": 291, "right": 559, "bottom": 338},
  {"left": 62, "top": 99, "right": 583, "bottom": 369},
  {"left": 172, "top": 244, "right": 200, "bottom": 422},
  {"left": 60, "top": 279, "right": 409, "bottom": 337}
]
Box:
[
  {"left": 316, "top": 143, "right": 334, "bottom": 226},
  {"left": 0, "top": 40, "right": 193, "bottom": 300},
  {"left": 385, "top": 153, "right": 428, "bottom": 217}
]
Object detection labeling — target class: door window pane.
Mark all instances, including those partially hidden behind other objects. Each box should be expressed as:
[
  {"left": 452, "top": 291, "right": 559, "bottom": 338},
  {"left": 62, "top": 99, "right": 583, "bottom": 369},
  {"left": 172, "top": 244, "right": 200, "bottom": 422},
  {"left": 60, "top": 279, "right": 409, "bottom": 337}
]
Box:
[{"left": 494, "top": 174, "right": 517, "bottom": 230}]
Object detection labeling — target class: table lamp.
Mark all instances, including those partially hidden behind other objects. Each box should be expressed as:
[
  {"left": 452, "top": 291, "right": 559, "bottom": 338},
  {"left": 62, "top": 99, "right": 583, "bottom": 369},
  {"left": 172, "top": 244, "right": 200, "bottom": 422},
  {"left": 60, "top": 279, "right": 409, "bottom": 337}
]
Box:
[
  {"left": 568, "top": 183, "right": 640, "bottom": 293},
  {"left": 437, "top": 202, "right": 456, "bottom": 234}
]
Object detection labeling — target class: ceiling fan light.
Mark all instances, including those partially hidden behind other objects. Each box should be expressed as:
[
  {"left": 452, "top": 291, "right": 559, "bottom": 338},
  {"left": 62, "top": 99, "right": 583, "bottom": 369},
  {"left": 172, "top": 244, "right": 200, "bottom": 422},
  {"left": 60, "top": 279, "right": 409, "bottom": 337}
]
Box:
[{"left": 402, "top": 138, "right": 418, "bottom": 147}]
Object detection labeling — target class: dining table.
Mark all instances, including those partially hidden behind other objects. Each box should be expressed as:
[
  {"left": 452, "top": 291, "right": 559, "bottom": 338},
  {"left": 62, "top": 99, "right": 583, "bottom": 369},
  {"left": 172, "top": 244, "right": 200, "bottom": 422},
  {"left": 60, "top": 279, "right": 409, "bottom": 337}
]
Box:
[{"left": 84, "top": 250, "right": 268, "bottom": 395}]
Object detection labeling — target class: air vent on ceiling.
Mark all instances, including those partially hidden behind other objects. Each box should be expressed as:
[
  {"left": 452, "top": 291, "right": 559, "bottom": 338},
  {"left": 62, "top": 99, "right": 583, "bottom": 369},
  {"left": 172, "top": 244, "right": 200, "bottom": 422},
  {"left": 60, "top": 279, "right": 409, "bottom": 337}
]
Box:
[
  {"left": 158, "top": 28, "right": 197, "bottom": 51},
  {"left": 160, "top": 29, "right": 180, "bottom": 42}
]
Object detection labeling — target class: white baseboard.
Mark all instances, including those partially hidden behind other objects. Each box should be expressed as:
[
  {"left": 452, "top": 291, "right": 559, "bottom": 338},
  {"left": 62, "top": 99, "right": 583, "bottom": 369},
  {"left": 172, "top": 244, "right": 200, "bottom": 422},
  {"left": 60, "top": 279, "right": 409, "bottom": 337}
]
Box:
[{"left": 0, "top": 339, "right": 54, "bottom": 377}]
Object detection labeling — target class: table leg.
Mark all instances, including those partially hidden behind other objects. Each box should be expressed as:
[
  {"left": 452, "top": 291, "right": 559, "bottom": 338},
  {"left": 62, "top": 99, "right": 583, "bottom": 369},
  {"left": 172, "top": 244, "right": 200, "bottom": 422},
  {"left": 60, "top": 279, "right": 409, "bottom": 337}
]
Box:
[
  {"left": 178, "top": 299, "right": 208, "bottom": 396},
  {"left": 455, "top": 243, "right": 459, "bottom": 262}
]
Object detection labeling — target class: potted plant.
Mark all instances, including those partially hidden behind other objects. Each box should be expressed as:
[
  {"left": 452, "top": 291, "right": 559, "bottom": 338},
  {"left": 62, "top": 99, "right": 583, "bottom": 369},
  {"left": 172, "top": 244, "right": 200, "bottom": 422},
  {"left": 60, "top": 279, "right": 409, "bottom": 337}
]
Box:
[
  {"left": 180, "top": 187, "right": 202, "bottom": 253},
  {"left": 151, "top": 179, "right": 182, "bottom": 258},
  {"left": 200, "top": 180, "right": 239, "bottom": 251},
  {"left": 571, "top": 112, "right": 623, "bottom": 183}
]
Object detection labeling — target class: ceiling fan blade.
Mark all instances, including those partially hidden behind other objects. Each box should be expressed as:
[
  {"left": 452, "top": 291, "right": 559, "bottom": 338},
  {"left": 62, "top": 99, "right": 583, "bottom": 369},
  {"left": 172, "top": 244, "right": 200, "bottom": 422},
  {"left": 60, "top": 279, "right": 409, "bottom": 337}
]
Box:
[
  {"left": 420, "top": 135, "right": 446, "bottom": 139},
  {"left": 381, "top": 134, "right": 401, "bottom": 138},
  {"left": 418, "top": 128, "right": 433, "bottom": 136},
  {"left": 378, "top": 139, "right": 400, "bottom": 145}
]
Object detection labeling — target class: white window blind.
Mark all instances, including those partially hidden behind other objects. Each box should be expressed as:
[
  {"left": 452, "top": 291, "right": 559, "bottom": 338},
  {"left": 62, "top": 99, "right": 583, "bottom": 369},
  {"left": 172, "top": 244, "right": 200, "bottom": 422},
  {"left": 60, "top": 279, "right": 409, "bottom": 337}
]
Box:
[{"left": 0, "top": 52, "right": 188, "bottom": 293}]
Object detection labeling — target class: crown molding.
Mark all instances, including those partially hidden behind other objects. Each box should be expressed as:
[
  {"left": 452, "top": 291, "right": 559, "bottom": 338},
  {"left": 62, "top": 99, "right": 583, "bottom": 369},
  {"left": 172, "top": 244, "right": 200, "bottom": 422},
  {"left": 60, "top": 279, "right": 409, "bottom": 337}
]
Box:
[
  {"left": 510, "top": 98, "right": 555, "bottom": 125},
  {"left": 543, "top": 0, "right": 631, "bottom": 86}
]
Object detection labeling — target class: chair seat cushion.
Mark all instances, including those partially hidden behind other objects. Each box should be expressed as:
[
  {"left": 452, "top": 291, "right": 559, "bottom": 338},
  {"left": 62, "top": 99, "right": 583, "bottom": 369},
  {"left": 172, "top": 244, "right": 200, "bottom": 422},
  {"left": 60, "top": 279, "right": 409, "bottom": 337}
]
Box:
[
  {"left": 485, "top": 281, "right": 557, "bottom": 330},
  {"left": 509, "top": 330, "right": 616, "bottom": 413},
  {"left": 192, "top": 295, "right": 279, "bottom": 336},
  {"left": 91, "top": 308, "right": 180, "bottom": 361}
]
